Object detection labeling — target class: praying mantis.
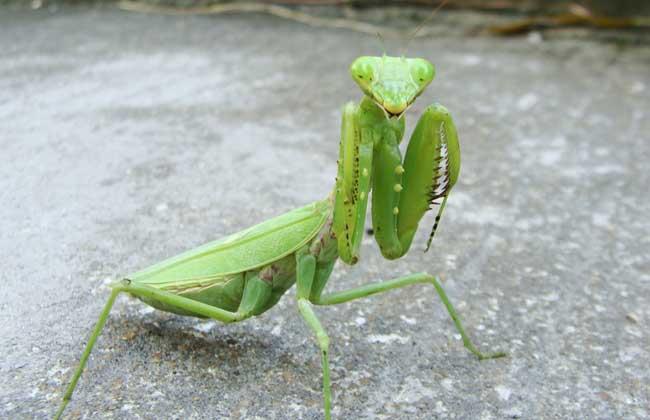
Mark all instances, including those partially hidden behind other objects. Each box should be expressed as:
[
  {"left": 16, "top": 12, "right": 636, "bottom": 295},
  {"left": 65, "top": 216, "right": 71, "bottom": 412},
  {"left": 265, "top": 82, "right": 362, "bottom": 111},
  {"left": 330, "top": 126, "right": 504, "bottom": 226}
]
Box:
[{"left": 54, "top": 54, "right": 505, "bottom": 420}]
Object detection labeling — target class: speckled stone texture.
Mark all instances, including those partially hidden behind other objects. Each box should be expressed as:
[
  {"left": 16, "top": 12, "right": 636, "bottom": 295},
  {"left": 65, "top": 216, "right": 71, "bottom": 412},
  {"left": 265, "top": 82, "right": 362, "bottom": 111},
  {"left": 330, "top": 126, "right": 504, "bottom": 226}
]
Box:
[{"left": 1, "top": 5, "right": 648, "bottom": 420}]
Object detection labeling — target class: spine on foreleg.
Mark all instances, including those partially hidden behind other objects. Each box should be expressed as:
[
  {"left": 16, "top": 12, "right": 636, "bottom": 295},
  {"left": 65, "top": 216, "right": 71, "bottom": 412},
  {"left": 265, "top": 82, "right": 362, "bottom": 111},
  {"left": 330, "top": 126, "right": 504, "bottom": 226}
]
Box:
[
  {"left": 398, "top": 104, "right": 460, "bottom": 252},
  {"left": 334, "top": 102, "right": 366, "bottom": 265}
]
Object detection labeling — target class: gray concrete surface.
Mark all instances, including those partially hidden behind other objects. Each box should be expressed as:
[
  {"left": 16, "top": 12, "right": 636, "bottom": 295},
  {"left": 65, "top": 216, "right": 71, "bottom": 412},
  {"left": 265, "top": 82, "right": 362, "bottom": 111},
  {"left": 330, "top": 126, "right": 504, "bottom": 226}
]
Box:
[{"left": 1, "top": 5, "right": 649, "bottom": 420}]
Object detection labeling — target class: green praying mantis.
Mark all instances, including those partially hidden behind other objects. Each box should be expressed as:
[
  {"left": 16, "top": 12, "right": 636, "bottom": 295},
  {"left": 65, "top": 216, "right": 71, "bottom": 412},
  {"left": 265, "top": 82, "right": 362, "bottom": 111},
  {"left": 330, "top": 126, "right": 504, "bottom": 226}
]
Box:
[{"left": 54, "top": 54, "right": 505, "bottom": 420}]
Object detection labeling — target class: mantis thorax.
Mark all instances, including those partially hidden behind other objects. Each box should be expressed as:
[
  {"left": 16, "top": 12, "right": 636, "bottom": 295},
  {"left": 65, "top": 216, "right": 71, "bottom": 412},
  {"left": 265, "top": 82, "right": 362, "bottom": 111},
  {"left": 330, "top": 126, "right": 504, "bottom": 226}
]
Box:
[{"left": 358, "top": 97, "right": 406, "bottom": 147}]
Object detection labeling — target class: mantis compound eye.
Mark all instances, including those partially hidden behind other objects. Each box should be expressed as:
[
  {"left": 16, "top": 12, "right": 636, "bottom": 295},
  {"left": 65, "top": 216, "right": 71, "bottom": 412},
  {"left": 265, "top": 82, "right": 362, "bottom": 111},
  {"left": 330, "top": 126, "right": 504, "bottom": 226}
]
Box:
[
  {"left": 408, "top": 59, "right": 435, "bottom": 91},
  {"left": 350, "top": 56, "right": 378, "bottom": 90}
]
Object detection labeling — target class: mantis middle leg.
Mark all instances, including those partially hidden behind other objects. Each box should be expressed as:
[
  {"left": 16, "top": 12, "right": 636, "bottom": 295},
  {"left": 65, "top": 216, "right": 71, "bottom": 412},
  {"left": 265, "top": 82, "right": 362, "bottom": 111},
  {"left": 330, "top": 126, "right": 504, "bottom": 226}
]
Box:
[
  {"left": 294, "top": 257, "right": 505, "bottom": 420},
  {"left": 296, "top": 251, "right": 333, "bottom": 420},
  {"left": 312, "top": 272, "right": 505, "bottom": 360}
]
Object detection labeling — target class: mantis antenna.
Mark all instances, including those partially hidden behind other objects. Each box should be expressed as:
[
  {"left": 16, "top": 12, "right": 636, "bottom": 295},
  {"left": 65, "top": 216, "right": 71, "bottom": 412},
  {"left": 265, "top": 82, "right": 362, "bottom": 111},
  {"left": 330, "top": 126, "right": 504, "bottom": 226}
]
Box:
[
  {"left": 376, "top": 31, "right": 387, "bottom": 56},
  {"left": 402, "top": 0, "right": 451, "bottom": 55}
]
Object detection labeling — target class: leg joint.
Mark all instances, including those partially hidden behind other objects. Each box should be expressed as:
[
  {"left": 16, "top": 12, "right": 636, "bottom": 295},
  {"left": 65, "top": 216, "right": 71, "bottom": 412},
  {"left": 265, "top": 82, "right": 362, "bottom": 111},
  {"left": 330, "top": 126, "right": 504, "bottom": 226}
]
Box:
[{"left": 317, "top": 332, "right": 330, "bottom": 351}]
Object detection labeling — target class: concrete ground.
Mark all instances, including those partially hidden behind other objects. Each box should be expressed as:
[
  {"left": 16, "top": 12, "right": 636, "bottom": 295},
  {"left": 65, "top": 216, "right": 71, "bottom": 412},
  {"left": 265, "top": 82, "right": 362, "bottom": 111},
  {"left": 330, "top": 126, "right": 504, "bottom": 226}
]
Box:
[{"left": 1, "top": 4, "right": 649, "bottom": 420}]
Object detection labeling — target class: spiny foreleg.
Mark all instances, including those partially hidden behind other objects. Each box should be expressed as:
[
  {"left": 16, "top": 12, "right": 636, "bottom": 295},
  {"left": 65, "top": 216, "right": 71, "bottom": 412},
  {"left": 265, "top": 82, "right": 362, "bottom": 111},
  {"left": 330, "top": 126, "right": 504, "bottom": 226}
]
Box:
[
  {"left": 333, "top": 102, "right": 373, "bottom": 265},
  {"left": 372, "top": 103, "right": 460, "bottom": 258}
]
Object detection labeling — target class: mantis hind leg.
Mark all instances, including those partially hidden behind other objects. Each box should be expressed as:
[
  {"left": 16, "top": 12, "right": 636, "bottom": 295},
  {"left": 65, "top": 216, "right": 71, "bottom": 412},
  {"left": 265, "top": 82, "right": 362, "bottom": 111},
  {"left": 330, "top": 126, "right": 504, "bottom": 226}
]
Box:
[
  {"left": 313, "top": 273, "right": 505, "bottom": 360},
  {"left": 54, "top": 287, "right": 122, "bottom": 420},
  {"left": 54, "top": 283, "right": 242, "bottom": 419},
  {"left": 55, "top": 277, "right": 273, "bottom": 419}
]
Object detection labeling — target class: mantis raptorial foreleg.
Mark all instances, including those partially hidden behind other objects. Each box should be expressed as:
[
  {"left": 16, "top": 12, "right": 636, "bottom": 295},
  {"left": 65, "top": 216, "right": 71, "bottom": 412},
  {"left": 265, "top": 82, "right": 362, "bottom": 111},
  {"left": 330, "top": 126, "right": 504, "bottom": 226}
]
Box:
[
  {"left": 334, "top": 96, "right": 461, "bottom": 263},
  {"left": 333, "top": 102, "right": 374, "bottom": 265},
  {"left": 399, "top": 104, "right": 460, "bottom": 251},
  {"left": 373, "top": 103, "right": 461, "bottom": 259}
]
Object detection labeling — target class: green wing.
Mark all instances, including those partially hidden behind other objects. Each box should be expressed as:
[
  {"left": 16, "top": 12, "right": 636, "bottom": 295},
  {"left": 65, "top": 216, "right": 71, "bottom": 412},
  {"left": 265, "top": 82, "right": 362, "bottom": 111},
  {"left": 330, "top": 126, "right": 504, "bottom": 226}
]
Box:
[{"left": 128, "top": 199, "right": 331, "bottom": 286}]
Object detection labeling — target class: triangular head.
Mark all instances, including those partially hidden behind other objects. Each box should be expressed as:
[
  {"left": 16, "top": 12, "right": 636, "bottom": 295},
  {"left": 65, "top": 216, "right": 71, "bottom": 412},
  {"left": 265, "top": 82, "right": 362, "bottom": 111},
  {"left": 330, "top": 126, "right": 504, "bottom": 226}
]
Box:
[{"left": 350, "top": 55, "right": 435, "bottom": 118}]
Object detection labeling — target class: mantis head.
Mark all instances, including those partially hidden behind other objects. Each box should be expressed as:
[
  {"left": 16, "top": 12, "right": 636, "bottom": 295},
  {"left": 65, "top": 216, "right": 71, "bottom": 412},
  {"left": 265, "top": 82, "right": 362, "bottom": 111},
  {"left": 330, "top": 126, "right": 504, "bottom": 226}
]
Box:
[{"left": 350, "top": 55, "right": 435, "bottom": 119}]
